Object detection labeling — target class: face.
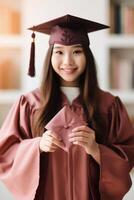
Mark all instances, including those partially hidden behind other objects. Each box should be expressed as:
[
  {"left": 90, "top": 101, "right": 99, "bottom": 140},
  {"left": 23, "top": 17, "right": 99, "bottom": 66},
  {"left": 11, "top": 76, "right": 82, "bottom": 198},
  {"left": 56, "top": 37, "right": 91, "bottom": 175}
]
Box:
[{"left": 51, "top": 44, "right": 86, "bottom": 86}]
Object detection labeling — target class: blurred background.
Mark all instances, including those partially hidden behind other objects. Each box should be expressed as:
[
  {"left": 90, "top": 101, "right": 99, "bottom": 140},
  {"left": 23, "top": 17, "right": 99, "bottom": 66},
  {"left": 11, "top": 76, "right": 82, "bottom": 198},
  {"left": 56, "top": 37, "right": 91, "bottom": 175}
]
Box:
[{"left": 0, "top": 0, "right": 134, "bottom": 199}]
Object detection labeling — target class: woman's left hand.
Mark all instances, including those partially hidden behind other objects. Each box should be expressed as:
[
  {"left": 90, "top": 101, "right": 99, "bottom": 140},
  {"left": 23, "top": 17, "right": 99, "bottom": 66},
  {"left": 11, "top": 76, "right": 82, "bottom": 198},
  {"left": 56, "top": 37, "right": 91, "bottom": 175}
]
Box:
[{"left": 69, "top": 125, "right": 98, "bottom": 155}]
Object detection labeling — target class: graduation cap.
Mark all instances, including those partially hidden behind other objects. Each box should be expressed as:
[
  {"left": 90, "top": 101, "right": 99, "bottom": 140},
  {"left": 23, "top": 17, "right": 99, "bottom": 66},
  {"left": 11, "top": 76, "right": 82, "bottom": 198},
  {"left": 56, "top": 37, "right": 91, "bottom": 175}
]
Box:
[{"left": 28, "top": 14, "right": 109, "bottom": 77}]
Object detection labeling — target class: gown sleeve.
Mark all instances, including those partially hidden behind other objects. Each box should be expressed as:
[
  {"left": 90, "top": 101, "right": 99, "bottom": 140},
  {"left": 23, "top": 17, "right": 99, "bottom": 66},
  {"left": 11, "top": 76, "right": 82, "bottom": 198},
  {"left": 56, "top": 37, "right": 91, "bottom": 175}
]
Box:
[
  {"left": 99, "top": 97, "right": 134, "bottom": 200},
  {"left": 0, "top": 95, "right": 41, "bottom": 200}
]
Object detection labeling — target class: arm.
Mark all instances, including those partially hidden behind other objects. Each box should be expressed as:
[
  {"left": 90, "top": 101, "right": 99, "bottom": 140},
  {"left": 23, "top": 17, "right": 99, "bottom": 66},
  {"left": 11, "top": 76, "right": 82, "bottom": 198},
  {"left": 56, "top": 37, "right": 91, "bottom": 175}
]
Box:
[
  {"left": 0, "top": 95, "right": 41, "bottom": 200},
  {"left": 69, "top": 97, "right": 134, "bottom": 199},
  {"left": 99, "top": 97, "right": 134, "bottom": 199}
]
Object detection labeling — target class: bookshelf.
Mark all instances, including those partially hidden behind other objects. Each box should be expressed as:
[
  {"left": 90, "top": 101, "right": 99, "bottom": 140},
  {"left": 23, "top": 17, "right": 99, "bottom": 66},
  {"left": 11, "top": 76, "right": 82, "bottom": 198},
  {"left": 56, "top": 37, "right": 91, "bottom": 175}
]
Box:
[
  {"left": 0, "top": 0, "right": 23, "bottom": 126},
  {"left": 107, "top": 0, "right": 134, "bottom": 188},
  {"left": 108, "top": 0, "right": 134, "bottom": 91},
  {"left": 107, "top": 0, "right": 134, "bottom": 126}
]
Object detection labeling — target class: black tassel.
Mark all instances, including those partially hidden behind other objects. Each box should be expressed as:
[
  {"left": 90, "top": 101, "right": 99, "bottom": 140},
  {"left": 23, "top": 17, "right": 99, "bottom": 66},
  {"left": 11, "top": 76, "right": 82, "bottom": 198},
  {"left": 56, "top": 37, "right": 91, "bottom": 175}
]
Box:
[{"left": 28, "top": 32, "right": 35, "bottom": 77}]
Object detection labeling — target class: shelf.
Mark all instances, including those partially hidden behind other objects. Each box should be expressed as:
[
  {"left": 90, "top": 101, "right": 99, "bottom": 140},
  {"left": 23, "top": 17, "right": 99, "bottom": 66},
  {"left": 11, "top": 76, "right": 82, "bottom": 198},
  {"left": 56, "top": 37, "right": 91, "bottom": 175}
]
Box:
[
  {"left": 0, "top": 35, "right": 23, "bottom": 47},
  {"left": 106, "top": 35, "right": 134, "bottom": 47},
  {"left": 0, "top": 90, "right": 22, "bottom": 104}
]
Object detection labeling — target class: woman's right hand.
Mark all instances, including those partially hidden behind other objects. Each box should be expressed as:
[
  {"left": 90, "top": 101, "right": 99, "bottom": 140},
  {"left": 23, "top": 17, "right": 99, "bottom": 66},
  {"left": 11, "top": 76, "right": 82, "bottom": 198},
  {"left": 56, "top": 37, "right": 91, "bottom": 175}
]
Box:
[{"left": 39, "top": 130, "right": 65, "bottom": 152}]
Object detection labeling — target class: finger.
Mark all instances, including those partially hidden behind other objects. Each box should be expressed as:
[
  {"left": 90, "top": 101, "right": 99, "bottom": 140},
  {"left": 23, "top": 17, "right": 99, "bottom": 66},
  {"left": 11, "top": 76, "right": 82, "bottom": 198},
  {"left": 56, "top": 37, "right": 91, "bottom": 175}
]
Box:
[
  {"left": 53, "top": 139, "right": 65, "bottom": 149},
  {"left": 45, "top": 135, "right": 64, "bottom": 148},
  {"left": 73, "top": 140, "right": 87, "bottom": 147},
  {"left": 45, "top": 140, "right": 57, "bottom": 149},
  {"left": 72, "top": 126, "right": 94, "bottom": 133},
  {"left": 41, "top": 142, "right": 58, "bottom": 152},
  {"left": 69, "top": 131, "right": 90, "bottom": 138},
  {"left": 69, "top": 136, "right": 88, "bottom": 143},
  {"left": 44, "top": 146, "right": 57, "bottom": 152},
  {"left": 46, "top": 130, "right": 62, "bottom": 141},
  {"left": 49, "top": 146, "right": 57, "bottom": 151},
  {"left": 44, "top": 136, "right": 58, "bottom": 146},
  {"left": 43, "top": 131, "right": 65, "bottom": 149},
  {"left": 40, "top": 137, "right": 57, "bottom": 149}
]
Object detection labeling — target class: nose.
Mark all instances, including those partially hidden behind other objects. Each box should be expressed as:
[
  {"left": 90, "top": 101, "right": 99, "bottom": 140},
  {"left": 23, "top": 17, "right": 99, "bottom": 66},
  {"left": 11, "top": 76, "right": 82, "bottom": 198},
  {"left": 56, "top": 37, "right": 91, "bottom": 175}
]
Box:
[{"left": 63, "top": 53, "right": 74, "bottom": 66}]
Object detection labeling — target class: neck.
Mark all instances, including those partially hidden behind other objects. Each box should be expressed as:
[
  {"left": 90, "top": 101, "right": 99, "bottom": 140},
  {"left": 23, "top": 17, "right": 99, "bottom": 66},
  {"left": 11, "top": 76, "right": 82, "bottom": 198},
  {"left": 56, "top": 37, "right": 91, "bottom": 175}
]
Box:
[{"left": 60, "top": 80, "right": 79, "bottom": 87}]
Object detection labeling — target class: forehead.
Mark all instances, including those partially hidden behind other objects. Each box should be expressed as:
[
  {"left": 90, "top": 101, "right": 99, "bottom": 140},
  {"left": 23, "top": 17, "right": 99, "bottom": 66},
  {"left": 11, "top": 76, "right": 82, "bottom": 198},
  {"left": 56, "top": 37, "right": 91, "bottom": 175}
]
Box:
[{"left": 53, "top": 44, "right": 83, "bottom": 49}]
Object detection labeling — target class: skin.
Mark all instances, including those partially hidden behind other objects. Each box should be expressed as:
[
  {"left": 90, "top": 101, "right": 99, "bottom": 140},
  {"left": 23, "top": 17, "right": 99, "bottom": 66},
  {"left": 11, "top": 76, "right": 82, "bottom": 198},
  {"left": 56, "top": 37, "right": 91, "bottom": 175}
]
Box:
[
  {"left": 51, "top": 43, "right": 86, "bottom": 86},
  {"left": 39, "top": 44, "right": 100, "bottom": 164}
]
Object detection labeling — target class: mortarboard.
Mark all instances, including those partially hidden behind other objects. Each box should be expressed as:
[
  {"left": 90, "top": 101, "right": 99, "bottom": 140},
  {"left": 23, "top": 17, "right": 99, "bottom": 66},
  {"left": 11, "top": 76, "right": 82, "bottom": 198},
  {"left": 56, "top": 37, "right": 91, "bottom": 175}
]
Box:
[{"left": 28, "top": 14, "right": 109, "bottom": 77}]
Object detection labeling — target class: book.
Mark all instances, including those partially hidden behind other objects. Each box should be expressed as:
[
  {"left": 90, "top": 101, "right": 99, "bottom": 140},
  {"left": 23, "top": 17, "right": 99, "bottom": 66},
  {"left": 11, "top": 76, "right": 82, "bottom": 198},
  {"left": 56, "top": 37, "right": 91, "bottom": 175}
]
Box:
[
  {"left": 0, "top": 4, "right": 21, "bottom": 34},
  {"left": 114, "top": 3, "right": 122, "bottom": 34},
  {"left": 0, "top": 57, "right": 20, "bottom": 89},
  {"left": 110, "top": 55, "right": 133, "bottom": 90},
  {"left": 123, "top": 6, "right": 134, "bottom": 34}
]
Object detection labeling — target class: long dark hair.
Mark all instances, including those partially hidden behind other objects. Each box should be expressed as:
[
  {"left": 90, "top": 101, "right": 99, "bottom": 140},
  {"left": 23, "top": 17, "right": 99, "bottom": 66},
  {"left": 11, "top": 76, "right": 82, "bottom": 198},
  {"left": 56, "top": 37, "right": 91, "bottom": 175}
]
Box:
[{"left": 33, "top": 44, "right": 105, "bottom": 143}]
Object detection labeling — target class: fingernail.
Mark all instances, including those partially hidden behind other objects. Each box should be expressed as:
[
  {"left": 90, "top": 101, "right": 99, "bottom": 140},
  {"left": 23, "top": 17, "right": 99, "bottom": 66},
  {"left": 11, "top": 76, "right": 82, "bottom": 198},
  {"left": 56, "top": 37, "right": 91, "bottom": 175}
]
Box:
[{"left": 73, "top": 141, "right": 78, "bottom": 144}]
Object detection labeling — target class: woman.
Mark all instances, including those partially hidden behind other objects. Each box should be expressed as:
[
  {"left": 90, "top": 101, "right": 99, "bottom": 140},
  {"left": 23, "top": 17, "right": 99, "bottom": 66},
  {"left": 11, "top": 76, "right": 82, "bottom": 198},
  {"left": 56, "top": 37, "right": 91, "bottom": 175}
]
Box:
[{"left": 0, "top": 14, "right": 134, "bottom": 200}]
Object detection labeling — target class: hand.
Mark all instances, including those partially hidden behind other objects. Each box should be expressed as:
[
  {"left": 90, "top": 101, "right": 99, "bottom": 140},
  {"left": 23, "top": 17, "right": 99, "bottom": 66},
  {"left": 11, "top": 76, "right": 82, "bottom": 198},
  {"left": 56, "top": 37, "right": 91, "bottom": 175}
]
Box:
[
  {"left": 39, "top": 130, "right": 65, "bottom": 153},
  {"left": 69, "top": 125, "right": 98, "bottom": 155}
]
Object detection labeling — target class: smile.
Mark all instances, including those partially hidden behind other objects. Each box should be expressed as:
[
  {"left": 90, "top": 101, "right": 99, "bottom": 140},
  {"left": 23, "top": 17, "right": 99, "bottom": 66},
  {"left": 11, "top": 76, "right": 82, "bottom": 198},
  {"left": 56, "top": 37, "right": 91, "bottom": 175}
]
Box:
[{"left": 61, "top": 68, "right": 77, "bottom": 73}]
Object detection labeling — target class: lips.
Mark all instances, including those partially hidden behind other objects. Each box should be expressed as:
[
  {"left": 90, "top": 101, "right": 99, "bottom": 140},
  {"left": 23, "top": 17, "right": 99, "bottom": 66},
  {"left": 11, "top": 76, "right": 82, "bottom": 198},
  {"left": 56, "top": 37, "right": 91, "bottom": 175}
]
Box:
[{"left": 61, "top": 67, "right": 77, "bottom": 74}]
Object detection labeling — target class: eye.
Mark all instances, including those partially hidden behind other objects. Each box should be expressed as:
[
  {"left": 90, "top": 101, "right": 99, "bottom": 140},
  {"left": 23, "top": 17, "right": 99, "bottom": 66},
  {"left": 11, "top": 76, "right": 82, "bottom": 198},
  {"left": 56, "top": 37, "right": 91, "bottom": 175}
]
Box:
[
  {"left": 54, "top": 50, "right": 63, "bottom": 55},
  {"left": 73, "top": 49, "right": 83, "bottom": 54}
]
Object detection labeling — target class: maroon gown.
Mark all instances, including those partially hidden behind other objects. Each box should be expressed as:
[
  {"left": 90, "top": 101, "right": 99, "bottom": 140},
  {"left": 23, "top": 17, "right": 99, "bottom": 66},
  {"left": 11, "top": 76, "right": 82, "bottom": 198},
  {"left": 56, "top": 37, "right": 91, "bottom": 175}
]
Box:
[{"left": 0, "top": 88, "right": 134, "bottom": 200}]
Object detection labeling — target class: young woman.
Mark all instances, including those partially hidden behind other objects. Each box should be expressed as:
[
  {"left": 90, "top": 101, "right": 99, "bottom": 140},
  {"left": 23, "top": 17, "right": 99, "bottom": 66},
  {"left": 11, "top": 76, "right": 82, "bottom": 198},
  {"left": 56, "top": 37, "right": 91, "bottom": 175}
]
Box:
[{"left": 0, "top": 14, "right": 134, "bottom": 200}]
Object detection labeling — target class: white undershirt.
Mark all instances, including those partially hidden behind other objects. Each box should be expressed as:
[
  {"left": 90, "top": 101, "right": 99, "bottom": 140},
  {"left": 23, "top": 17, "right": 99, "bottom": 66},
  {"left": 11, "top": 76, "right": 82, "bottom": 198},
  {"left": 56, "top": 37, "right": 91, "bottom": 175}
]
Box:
[{"left": 60, "top": 86, "right": 80, "bottom": 104}]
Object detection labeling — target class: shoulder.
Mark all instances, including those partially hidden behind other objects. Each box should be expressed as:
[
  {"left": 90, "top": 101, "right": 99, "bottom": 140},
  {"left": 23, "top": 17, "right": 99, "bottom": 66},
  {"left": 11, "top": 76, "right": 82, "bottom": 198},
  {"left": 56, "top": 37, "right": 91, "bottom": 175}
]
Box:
[
  {"left": 20, "top": 88, "right": 41, "bottom": 110},
  {"left": 98, "top": 88, "right": 115, "bottom": 103},
  {"left": 98, "top": 89, "right": 117, "bottom": 114}
]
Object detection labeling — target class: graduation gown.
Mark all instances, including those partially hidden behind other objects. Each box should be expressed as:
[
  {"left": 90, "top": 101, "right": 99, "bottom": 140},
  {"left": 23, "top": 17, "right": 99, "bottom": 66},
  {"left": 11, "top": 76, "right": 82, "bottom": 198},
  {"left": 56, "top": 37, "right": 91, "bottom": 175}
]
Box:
[{"left": 0, "top": 88, "right": 134, "bottom": 200}]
